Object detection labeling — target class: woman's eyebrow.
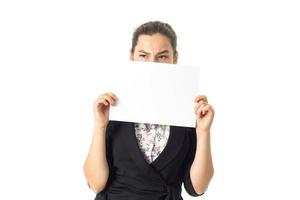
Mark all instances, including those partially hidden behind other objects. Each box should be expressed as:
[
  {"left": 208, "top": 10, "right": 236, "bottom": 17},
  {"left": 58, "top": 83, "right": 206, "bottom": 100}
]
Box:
[
  {"left": 138, "top": 50, "right": 150, "bottom": 54},
  {"left": 157, "top": 50, "right": 170, "bottom": 55}
]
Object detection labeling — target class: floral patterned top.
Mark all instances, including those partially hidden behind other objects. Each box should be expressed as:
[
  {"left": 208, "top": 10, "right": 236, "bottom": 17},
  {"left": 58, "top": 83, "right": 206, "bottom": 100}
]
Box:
[{"left": 134, "top": 123, "right": 170, "bottom": 164}]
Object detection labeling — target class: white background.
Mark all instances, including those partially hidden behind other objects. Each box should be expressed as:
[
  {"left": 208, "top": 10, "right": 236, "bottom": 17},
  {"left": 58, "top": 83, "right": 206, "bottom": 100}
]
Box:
[{"left": 0, "top": 0, "right": 299, "bottom": 199}]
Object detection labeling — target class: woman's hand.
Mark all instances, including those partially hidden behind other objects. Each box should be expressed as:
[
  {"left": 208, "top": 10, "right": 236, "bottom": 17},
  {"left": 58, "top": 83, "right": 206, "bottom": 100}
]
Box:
[
  {"left": 93, "top": 92, "right": 118, "bottom": 128},
  {"left": 194, "top": 95, "right": 215, "bottom": 133}
]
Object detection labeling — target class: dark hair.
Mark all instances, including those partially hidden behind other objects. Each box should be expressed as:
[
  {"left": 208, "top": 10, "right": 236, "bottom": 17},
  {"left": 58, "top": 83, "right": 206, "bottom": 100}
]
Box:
[{"left": 130, "top": 21, "right": 177, "bottom": 55}]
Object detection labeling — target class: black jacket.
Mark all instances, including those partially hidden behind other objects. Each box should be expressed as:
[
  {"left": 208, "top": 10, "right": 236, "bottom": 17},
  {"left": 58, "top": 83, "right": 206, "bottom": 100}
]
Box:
[{"left": 94, "top": 120, "right": 204, "bottom": 200}]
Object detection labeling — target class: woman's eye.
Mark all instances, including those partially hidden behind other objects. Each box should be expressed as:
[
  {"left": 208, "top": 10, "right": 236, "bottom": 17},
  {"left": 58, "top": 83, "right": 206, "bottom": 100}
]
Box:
[
  {"left": 139, "top": 54, "right": 146, "bottom": 58},
  {"left": 159, "top": 55, "right": 168, "bottom": 60}
]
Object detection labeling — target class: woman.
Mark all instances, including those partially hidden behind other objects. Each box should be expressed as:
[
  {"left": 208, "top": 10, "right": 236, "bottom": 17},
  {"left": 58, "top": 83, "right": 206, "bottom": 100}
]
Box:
[{"left": 83, "top": 21, "right": 215, "bottom": 200}]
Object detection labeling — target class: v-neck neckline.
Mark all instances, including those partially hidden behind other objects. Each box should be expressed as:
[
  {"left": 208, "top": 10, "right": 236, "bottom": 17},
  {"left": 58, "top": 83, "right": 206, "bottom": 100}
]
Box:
[
  {"left": 133, "top": 123, "right": 173, "bottom": 166},
  {"left": 127, "top": 122, "right": 186, "bottom": 171}
]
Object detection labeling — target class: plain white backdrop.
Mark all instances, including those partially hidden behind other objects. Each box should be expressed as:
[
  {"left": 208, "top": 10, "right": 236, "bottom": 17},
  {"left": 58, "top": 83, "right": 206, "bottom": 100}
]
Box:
[{"left": 0, "top": 0, "right": 300, "bottom": 199}]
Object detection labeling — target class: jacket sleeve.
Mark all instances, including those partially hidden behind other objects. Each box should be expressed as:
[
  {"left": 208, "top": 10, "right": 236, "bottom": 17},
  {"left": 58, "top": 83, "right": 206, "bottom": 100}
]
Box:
[{"left": 183, "top": 127, "right": 205, "bottom": 197}]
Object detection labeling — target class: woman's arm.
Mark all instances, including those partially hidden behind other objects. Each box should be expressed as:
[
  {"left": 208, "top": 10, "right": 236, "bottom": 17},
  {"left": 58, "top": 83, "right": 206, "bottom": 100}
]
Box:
[
  {"left": 191, "top": 95, "right": 215, "bottom": 194},
  {"left": 83, "top": 92, "right": 117, "bottom": 193},
  {"left": 83, "top": 125, "right": 109, "bottom": 193},
  {"left": 190, "top": 130, "right": 214, "bottom": 195}
]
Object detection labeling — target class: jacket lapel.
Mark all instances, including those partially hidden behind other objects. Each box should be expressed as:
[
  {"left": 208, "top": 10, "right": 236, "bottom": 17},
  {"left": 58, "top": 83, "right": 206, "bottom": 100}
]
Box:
[{"left": 150, "top": 125, "right": 186, "bottom": 170}]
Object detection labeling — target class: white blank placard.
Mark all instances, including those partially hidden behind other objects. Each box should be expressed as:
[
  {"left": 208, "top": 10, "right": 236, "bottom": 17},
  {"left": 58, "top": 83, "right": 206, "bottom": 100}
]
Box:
[{"left": 97, "top": 61, "right": 200, "bottom": 127}]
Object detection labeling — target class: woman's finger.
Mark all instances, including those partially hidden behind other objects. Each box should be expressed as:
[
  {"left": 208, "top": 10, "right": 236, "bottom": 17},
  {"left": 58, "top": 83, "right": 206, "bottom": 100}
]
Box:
[
  {"left": 99, "top": 94, "right": 115, "bottom": 105},
  {"left": 196, "top": 102, "right": 208, "bottom": 115},
  {"left": 99, "top": 98, "right": 109, "bottom": 106},
  {"left": 200, "top": 104, "right": 213, "bottom": 115},
  {"left": 108, "top": 92, "right": 118, "bottom": 100},
  {"left": 194, "top": 95, "right": 208, "bottom": 103},
  {"left": 194, "top": 101, "right": 207, "bottom": 114},
  {"left": 201, "top": 104, "right": 211, "bottom": 115}
]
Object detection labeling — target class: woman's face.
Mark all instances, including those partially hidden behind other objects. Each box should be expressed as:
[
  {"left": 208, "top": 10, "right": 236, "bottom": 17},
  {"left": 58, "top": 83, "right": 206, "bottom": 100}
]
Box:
[{"left": 130, "top": 33, "right": 178, "bottom": 64}]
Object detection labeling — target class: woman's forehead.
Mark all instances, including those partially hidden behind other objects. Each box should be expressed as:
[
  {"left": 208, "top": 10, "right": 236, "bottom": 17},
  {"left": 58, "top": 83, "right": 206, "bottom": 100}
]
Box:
[{"left": 135, "top": 33, "right": 173, "bottom": 52}]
